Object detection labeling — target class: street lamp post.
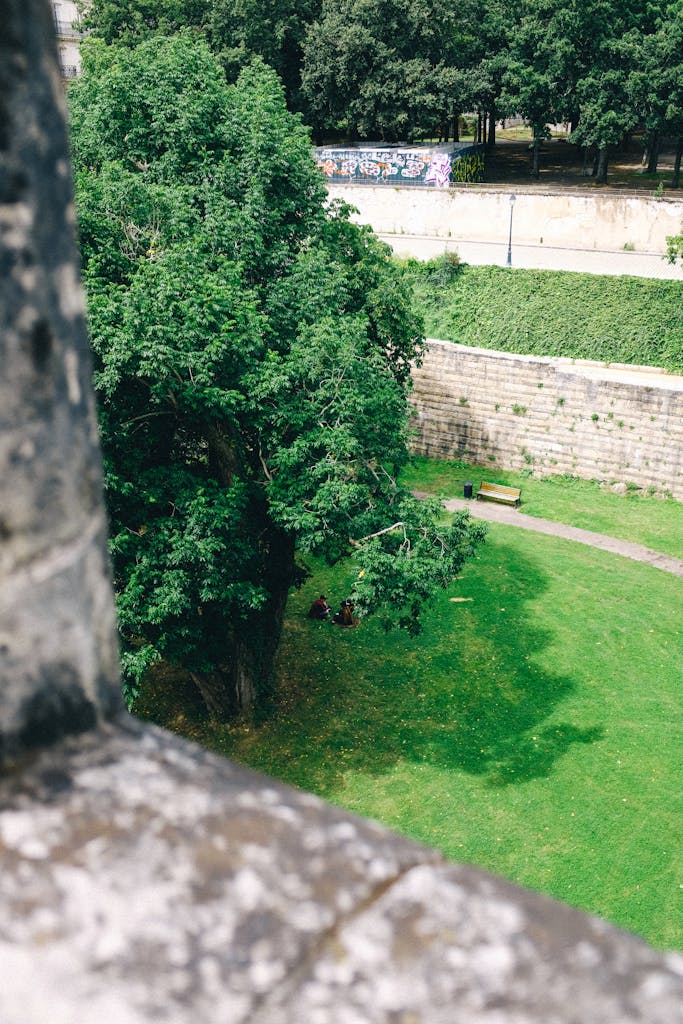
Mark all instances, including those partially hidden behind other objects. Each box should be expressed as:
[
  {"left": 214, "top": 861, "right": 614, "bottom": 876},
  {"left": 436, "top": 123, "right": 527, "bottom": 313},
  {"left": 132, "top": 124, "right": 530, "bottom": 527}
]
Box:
[{"left": 506, "top": 193, "right": 516, "bottom": 267}]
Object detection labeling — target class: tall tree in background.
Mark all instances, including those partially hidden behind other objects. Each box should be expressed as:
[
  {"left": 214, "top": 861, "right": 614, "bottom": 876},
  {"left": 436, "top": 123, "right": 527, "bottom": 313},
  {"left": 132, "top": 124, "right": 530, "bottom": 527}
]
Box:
[
  {"left": 207, "top": 0, "right": 320, "bottom": 111},
  {"left": 627, "top": 0, "right": 683, "bottom": 183},
  {"left": 301, "top": 0, "right": 464, "bottom": 141},
  {"left": 81, "top": 0, "right": 320, "bottom": 110},
  {"left": 69, "top": 34, "right": 486, "bottom": 718},
  {"left": 462, "top": 0, "right": 518, "bottom": 149},
  {"left": 502, "top": 0, "right": 563, "bottom": 178},
  {"left": 80, "top": 0, "right": 210, "bottom": 43}
]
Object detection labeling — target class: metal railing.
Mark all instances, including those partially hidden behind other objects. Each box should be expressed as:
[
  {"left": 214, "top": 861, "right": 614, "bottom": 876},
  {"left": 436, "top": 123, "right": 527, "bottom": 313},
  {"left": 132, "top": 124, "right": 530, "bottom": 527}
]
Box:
[{"left": 54, "top": 18, "right": 83, "bottom": 36}]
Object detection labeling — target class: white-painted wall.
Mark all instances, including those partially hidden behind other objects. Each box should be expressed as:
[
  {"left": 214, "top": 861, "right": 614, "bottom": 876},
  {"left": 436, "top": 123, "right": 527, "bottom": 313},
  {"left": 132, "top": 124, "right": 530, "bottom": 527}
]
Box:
[{"left": 329, "top": 185, "right": 683, "bottom": 256}]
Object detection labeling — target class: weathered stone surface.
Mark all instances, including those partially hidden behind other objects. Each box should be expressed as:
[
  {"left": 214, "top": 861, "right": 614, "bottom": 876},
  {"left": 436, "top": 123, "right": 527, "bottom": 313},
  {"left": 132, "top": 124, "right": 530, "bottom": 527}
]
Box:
[
  {"left": 1, "top": 718, "right": 681, "bottom": 1024},
  {"left": 0, "top": 0, "right": 122, "bottom": 763},
  {"left": 411, "top": 341, "right": 683, "bottom": 499}
]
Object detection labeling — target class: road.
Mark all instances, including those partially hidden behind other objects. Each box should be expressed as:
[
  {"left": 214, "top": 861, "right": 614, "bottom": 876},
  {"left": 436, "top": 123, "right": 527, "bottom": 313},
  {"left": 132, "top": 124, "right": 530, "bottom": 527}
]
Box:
[{"left": 379, "top": 233, "right": 683, "bottom": 280}]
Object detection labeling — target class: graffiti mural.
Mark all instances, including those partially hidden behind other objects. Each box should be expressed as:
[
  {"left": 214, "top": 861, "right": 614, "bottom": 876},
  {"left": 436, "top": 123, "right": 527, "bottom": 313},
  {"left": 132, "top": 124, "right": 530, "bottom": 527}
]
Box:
[
  {"left": 314, "top": 144, "right": 485, "bottom": 187},
  {"left": 451, "top": 151, "right": 485, "bottom": 183},
  {"left": 424, "top": 152, "right": 452, "bottom": 187}
]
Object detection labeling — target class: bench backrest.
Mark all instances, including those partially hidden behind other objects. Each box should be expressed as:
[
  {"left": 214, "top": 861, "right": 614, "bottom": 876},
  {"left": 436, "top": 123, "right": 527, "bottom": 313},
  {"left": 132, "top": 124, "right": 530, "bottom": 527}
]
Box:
[{"left": 479, "top": 481, "right": 521, "bottom": 498}]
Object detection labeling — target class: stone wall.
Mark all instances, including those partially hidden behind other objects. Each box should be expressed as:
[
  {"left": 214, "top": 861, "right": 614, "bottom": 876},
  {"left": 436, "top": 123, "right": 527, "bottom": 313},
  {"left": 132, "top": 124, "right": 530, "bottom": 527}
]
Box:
[
  {"left": 0, "top": 0, "right": 122, "bottom": 764},
  {"left": 411, "top": 341, "right": 683, "bottom": 499},
  {"left": 329, "top": 184, "right": 683, "bottom": 254}
]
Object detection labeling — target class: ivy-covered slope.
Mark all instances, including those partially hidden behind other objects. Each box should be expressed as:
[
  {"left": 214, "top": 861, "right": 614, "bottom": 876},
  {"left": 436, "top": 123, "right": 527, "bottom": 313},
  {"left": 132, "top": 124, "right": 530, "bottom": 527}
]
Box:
[{"left": 402, "top": 259, "right": 683, "bottom": 373}]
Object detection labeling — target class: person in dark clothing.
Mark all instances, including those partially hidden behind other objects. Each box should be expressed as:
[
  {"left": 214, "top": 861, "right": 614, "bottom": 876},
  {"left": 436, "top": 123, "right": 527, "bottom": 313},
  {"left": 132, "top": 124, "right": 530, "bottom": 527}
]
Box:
[
  {"left": 333, "top": 598, "right": 355, "bottom": 627},
  {"left": 308, "top": 595, "right": 331, "bottom": 620}
]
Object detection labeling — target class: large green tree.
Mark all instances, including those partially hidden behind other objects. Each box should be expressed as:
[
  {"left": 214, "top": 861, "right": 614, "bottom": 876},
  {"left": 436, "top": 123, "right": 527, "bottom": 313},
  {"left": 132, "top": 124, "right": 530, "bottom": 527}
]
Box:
[
  {"left": 301, "top": 0, "right": 464, "bottom": 141},
  {"left": 80, "top": 0, "right": 320, "bottom": 111},
  {"left": 502, "top": 0, "right": 564, "bottom": 178},
  {"left": 69, "top": 34, "right": 486, "bottom": 718},
  {"left": 627, "top": 0, "right": 683, "bottom": 183}
]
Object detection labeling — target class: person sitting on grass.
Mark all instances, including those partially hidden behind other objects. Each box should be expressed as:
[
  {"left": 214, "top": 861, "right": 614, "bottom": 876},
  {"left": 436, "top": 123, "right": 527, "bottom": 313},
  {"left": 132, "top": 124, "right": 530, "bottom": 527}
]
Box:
[
  {"left": 308, "top": 594, "right": 331, "bottom": 620},
  {"left": 333, "top": 598, "right": 356, "bottom": 627}
]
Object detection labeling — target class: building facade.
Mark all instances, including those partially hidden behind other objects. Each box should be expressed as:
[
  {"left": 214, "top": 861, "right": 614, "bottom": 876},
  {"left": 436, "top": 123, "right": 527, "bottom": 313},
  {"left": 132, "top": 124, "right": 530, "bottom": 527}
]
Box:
[{"left": 52, "top": 0, "right": 85, "bottom": 78}]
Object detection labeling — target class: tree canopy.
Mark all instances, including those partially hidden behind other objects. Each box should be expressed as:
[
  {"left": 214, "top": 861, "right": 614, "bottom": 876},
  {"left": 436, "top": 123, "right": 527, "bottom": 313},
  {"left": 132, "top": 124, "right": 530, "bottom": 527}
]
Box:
[
  {"left": 81, "top": 0, "right": 683, "bottom": 183},
  {"left": 300, "top": 0, "right": 465, "bottom": 142},
  {"left": 69, "top": 33, "right": 486, "bottom": 717}
]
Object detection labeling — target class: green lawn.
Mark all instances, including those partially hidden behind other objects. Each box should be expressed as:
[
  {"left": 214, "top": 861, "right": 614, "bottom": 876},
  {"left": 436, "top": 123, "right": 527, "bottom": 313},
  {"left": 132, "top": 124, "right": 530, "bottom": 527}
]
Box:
[
  {"left": 401, "top": 455, "right": 683, "bottom": 559},
  {"left": 138, "top": 506, "right": 682, "bottom": 950}
]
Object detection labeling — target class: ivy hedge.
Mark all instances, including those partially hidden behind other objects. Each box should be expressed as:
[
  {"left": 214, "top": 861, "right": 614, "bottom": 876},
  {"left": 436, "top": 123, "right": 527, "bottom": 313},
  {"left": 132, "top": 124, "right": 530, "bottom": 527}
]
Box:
[{"left": 401, "top": 258, "right": 683, "bottom": 373}]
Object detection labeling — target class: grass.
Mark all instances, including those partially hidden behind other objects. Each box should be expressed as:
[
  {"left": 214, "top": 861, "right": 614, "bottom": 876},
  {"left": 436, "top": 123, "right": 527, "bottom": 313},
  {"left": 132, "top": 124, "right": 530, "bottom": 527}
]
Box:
[
  {"left": 401, "top": 455, "right": 683, "bottom": 559},
  {"left": 136, "top": 477, "right": 683, "bottom": 951},
  {"left": 401, "top": 262, "right": 683, "bottom": 373}
]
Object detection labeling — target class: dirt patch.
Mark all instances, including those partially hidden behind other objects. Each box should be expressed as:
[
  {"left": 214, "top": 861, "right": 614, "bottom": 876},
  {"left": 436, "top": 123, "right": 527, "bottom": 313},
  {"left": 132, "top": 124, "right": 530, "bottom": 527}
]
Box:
[{"left": 479, "top": 138, "right": 680, "bottom": 195}]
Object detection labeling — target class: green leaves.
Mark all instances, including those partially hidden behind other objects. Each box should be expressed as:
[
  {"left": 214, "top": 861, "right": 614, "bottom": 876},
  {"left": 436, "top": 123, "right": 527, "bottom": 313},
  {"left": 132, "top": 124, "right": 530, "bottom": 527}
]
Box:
[
  {"left": 403, "top": 260, "right": 683, "bottom": 374},
  {"left": 301, "top": 0, "right": 465, "bottom": 140},
  {"left": 71, "top": 35, "right": 484, "bottom": 715},
  {"left": 351, "top": 502, "right": 488, "bottom": 634}
]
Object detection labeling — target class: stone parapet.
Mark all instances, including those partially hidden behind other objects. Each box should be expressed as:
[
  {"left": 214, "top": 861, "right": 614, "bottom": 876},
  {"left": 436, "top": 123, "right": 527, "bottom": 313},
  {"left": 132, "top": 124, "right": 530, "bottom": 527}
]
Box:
[
  {"left": 1, "top": 718, "right": 682, "bottom": 1024},
  {"left": 411, "top": 341, "right": 683, "bottom": 499},
  {"left": 0, "top": 0, "right": 121, "bottom": 764}
]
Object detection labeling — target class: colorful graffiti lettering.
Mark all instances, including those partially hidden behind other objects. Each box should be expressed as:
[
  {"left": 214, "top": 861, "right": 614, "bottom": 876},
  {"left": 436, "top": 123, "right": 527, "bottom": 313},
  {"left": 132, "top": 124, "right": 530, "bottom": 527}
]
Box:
[
  {"left": 424, "top": 153, "right": 452, "bottom": 188},
  {"left": 317, "top": 159, "right": 338, "bottom": 177},
  {"left": 315, "top": 145, "right": 485, "bottom": 186},
  {"left": 451, "top": 152, "right": 485, "bottom": 183},
  {"left": 401, "top": 158, "right": 429, "bottom": 177},
  {"left": 358, "top": 160, "right": 382, "bottom": 176}
]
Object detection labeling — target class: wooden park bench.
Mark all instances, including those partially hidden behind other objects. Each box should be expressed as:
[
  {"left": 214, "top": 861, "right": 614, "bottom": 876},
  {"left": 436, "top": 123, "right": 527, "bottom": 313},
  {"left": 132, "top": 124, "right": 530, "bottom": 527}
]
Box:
[{"left": 476, "top": 481, "right": 522, "bottom": 507}]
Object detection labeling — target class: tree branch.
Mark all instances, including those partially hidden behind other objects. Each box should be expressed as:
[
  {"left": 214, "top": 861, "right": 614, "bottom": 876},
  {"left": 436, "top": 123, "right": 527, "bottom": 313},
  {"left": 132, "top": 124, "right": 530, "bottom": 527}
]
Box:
[{"left": 350, "top": 521, "right": 405, "bottom": 546}]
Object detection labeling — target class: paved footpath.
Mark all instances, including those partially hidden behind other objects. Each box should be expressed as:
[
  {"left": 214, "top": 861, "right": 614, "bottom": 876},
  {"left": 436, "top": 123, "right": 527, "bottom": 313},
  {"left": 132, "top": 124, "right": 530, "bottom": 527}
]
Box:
[
  {"left": 441, "top": 497, "right": 683, "bottom": 577},
  {"left": 381, "top": 234, "right": 683, "bottom": 280}
]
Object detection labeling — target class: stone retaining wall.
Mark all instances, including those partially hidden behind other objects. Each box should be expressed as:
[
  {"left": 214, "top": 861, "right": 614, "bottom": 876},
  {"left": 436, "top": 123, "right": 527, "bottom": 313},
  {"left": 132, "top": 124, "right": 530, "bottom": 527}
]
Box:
[{"left": 411, "top": 341, "right": 683, "bottom": 499}]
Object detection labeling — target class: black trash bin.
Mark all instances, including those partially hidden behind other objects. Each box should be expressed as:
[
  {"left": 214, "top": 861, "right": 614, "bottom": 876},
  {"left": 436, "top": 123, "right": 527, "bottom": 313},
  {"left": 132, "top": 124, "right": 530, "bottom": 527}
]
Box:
[{"left": 463, "top": 481, "right": 473, "bottom": 499}]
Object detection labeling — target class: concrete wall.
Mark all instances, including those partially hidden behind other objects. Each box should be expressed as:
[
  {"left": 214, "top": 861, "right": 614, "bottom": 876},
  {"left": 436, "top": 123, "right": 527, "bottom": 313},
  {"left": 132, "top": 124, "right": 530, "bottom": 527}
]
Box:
[
  {"left": 329, "top": 184, "right": 683, "bottom": 255},
  {"left": 411, "top": 342, "right": 683, "bottom": 499}
]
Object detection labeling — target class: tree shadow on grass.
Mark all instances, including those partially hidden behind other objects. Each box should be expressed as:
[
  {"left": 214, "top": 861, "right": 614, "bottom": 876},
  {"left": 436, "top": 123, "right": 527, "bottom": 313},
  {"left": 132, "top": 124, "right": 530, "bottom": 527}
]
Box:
[
  {"left": 262, "top": 537, "right": 606, "bottom": 795},
  {"left": 136, "top": 537, "right": 606, "bottom": 795},
  {"left": 485, "top": 723, "right": 604, "bottom": 787}
]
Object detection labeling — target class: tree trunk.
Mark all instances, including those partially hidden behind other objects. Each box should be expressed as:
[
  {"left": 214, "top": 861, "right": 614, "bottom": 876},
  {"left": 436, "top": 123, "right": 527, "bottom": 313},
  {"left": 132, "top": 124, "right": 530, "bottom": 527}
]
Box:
[
  {"left": 452, "top": 113, "right": 459, "bottom": 142},
  {"left": 477, "top": 113, "right": 482, "bottom": 143},
  {"left": 191, "top": 526, "right": 296, "bottom": 720},
  {"left": 672, "top": 136, "right": 683, "bottom": 188},
  {"left": 647, "top": 130, "right": 660, "bottom": 174},
  {"left": 595, "top": 146, "right": 609, "bottom": 184},
  {"left": 190, "top": 651, "right": 256, "bottom": 719},
  {"left": 582, "top": 145, "right": 593, "bottom": 176},
  {"left": 531, "top": 129, "right": 541, "bottom": 179},
  {"left": 487, "top": 110, "right": 496, "bottom": 150}
]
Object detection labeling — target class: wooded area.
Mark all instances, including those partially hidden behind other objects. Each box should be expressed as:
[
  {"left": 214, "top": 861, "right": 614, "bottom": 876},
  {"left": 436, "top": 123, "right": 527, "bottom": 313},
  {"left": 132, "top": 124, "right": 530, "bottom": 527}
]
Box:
[{"left": 82, "top": 0, "right": 683, "bottom": 183}]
